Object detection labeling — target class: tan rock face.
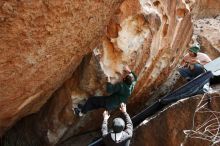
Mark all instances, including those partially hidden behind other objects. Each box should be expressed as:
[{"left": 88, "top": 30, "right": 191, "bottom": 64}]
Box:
[
  {"left": 189, "top": 0, "right": 220, "bottom": 18},
  {"left": 0, "top": 0, "right": 123, "bottom": 136},
  {"left": 132, "top": 93, "right": 220, "bottom": 146},
  {"left": 1, "top": 0, "right": 194, "bottom": 145},
  {"left": 189, "top": 0, "right": 220, "bottom": 58},
  {"left": 193, "top": 16, "right": 220, "bottom": 59}
]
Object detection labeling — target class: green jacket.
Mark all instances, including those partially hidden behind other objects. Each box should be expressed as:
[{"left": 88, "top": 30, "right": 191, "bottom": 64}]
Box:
[{"left": 105, "top": 71, "right": 137, "bottom": 110}]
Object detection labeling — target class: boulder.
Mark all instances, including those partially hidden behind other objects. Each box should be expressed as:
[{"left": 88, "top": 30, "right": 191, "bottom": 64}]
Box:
[
  {"left": 0, "top": 0, "right": 194, "bottom": 145},
  {"left": 133, "top": 93, "right": 220, "bottom": 146}
]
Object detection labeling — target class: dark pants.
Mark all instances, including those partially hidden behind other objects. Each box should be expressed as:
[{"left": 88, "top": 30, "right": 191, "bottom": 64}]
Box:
[
  {"left": 81, "top": 96, "right": 107, "bottom": 114},
  {"left": 178, "top": 64, "right": 205, "bottom": 80}
]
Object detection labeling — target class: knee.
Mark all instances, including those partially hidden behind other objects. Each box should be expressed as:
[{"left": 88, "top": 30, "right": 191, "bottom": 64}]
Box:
[
  {"left": 194, "top": 63, "right": 203, "bottom": 68},
  {"left": 194, "top": 64, "right": 205, "bottom": 71},
  {"left": 178, "top": 68, "right": 184, "bottom": 73},
  {"left": 178, "top": 67, "right": 188, "bottom": 74}
]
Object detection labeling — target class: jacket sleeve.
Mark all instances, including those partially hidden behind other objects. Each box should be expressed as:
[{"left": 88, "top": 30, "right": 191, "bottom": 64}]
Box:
[
  {"left": 106, "top": 82, "right": 121, "bottom": 94},
  {"left": 102, "top": 119, "right": 108, "bottom": 137},
  {"left": 123, "top": 112, "right": 133, "bottom": 137},
  {"left": 131, "top": 71, "right": 137, "bottom": 82}
]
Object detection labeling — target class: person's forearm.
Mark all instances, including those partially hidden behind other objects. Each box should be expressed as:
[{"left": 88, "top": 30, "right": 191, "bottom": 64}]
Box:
[
  {"left": 102, "top": 119, "right": 108, "bottom": 136},
  {"left": 123, "top": 112, "right": 133, "bottom": 130},
  {"left": 131, "top": 71, "right": 137, "bottom": 81},
  {"left": 180, "top": 59, "right": 186, "bottom": 66},
  {"left": 124, "top": 112, "right": 132, "bottom": 124}
]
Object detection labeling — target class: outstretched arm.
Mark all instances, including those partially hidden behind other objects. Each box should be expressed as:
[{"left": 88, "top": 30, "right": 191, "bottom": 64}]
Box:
[
  {"left": 130, "top": 71, "right": 137, "bottom": 82},
  {"left": 102, "top": 111, "right": 110, "bottom": 137},
  {"left": 120, "top": 103, "right": 133, "bottom": 137},
  {"left": 180, "top": 58, "right": 187, "bottom": 67}
]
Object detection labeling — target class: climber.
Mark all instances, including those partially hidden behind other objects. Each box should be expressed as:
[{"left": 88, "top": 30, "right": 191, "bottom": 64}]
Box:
[
  {"left": 178, "top": 45, "right": 212, "bottom": 81},
  {"left": 102, "top": 103, "right": 133, "bottom": 146},
  {"left": 73, "top": 65, "right": 137, "bottom": 117}
]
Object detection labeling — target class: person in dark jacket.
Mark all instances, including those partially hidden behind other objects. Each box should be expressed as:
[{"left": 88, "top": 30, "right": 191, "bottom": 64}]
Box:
[
  {"left": 102, "top": 103, "right": 133, "bottom": 146},
  {"left": 74, "top": 65, "right": 137, "bottom": 117}
]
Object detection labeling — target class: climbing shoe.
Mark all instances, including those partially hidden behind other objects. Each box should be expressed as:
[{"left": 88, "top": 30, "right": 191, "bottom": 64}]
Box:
[{"left": 73, "top": 108, "right": 83, "bottom": 117}]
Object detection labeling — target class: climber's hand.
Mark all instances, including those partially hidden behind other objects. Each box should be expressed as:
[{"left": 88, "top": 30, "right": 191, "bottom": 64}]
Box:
[
  {"left": 120, "top": 103, "right": 127, "bottom": 113},
  {"left": 103, "top": 111, "right": 110, "bottom": 120},
  {"left": 123, "top": 65, "right": 131, "bottom": 74}
]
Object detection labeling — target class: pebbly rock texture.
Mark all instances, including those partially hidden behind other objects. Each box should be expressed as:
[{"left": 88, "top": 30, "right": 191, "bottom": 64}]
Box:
[
  {"left": 132, "top": 93, "right": 220, "bottom": 146},
  {"left": 193, "top": 16, "right": 220, "bottom": 59},
  {"left": 188, "top": 0, "right": 220, "bottom": 19},
  {"left": 0, "top": 0, "right": 124, "bottom": 136},
  {"left": 1, "top": 0, "right": 194, "bottom": 145}
]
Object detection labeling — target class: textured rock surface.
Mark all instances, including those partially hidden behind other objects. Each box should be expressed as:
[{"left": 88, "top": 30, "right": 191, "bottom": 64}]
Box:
[
  {"left": 0, "top": 0, "right": 123, "bottom": 136},
  {"left": 193, "top": 15, "right": 220, "bottom": 59},
  {"left": 189, "top": 0, "right": 220, "bottom": 18},
  {"left": 1, "top": 0, "right": 194, "bottom": 145},
  {"left": 56, "top": 0, "right": 193, "bottom": 144},
  {"left": 132, "top": 93, "right": 220, "bottom": 146}
]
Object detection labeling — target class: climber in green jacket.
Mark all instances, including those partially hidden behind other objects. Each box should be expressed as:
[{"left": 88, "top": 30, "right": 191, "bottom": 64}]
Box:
[{"left": 74, "top": 65, "right": 137, "bottom": 117}]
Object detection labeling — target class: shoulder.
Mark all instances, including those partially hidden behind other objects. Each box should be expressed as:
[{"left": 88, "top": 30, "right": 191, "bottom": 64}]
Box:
[
  {"left": 120, "top": 82, "right": 129, "bottom": 89},
  {"left": 114, "top": 82, "right": 126, "bottom": 90},
  {"left": 198, "top": 52, "right": 211, "bottom": 59},
  {"left": 198, "top": 52, "right": 208, "bottom": 57},
  {"left": 198, "top": 52, "right": 205, "bottom": 56},
  {"left": 121, "top": 131, "right": 132, "bottom": 139}
]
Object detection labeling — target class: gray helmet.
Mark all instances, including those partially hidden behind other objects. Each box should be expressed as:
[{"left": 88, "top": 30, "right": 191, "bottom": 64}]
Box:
[{"left": 112, "top": 118, "right": 125, "bottom": 133}]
